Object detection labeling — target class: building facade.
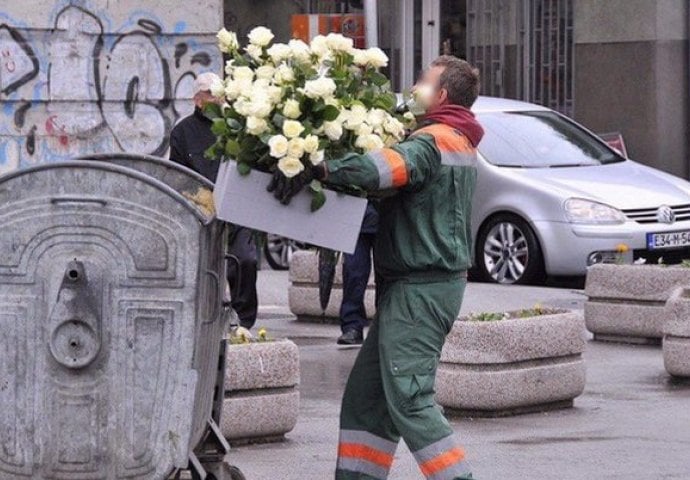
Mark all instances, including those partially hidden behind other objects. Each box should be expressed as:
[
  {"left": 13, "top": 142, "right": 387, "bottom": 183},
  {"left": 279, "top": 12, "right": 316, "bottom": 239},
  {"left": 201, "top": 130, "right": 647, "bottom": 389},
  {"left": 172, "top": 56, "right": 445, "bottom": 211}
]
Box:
[{"left": 226, "top": 0, "right": 689, "bottom": 178}]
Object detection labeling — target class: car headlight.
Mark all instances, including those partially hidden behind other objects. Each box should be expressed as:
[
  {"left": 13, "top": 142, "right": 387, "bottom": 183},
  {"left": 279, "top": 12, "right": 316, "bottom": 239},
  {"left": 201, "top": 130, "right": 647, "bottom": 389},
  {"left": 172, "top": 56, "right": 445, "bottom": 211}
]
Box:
[{"left": 564, "top": 198, "right": 626, "bottom": 224}]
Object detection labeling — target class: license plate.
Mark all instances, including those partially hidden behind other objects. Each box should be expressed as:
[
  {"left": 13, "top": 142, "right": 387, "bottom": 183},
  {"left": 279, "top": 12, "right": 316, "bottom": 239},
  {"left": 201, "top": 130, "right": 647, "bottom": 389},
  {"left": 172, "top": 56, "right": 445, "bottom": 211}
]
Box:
[{"left": 647, "top": 230, "right": 690, "bottom": 250}]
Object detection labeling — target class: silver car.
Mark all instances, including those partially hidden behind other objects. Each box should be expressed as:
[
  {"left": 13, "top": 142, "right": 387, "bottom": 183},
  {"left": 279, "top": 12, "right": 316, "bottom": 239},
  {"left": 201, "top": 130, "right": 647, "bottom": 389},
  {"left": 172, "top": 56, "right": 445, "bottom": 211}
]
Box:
[{"left": 471, "top": 96, "right": 690, "bottom": 284}]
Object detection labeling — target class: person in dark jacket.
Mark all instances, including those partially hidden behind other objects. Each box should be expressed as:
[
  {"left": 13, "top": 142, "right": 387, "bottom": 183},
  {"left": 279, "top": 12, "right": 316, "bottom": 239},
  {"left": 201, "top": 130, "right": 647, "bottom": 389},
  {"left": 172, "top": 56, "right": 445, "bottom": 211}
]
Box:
[
  {"left": 169, "top": 72, "right": 259, "bottom": 329},
  {"left": 337, "top": 201, "right": 378, "bottom": 346}
]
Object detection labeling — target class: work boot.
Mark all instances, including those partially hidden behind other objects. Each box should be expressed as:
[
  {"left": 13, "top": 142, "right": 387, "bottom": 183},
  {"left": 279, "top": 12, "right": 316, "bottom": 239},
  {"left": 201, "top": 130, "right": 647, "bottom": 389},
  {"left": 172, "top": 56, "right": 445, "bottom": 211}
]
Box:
[{"left": 337, "top": 329, "right": 364, "bottom": 346}]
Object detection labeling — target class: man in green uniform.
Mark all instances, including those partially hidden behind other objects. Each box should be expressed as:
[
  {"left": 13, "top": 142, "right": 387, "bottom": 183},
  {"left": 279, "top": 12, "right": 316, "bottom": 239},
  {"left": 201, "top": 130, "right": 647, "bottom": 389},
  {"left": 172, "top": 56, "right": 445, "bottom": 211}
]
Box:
[{"left": 271, "top": 55, "right": 483, "bottom": 479}]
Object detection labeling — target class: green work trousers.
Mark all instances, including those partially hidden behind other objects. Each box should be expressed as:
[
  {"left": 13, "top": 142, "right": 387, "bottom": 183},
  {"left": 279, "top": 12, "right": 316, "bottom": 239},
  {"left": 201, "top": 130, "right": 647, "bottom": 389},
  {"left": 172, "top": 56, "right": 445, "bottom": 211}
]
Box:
[{"left": 335, "top": 276, "right": 473, "bottom": 480}]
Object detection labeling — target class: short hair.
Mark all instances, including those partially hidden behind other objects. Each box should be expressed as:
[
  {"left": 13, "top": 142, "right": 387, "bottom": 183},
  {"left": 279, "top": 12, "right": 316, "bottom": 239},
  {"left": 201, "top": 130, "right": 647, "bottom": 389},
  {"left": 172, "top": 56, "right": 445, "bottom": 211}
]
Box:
[{"left": 430, "top": 56, "right": 480, "bottom": 108}]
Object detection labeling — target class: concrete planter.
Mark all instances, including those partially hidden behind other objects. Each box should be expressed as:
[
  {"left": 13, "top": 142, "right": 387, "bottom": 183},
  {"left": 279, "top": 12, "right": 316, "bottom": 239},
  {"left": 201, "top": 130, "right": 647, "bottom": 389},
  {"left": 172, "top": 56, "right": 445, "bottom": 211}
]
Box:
[
  {"left": 436, "top": 310, "right": 586, "bottom": 416},
  {"left": 584, "top": 264, "right": 690, "bottom": 344},
  {"left": 663, "top": 288, "right": 690, "bottom": 378},
  {"left": 288, "top": 250, "right": 375, "bottom": 322},
  {"left": 221, "top": 339, "right": 300, "bottom": 444}
]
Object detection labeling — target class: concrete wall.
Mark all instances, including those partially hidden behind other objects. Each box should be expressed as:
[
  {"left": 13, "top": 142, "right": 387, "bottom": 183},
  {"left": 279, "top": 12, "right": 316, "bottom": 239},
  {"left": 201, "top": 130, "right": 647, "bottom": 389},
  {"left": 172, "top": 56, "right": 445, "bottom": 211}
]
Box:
[
  {"left": 574, "top": 0, "right": 689, "bottom": 177},
  {"left": 0, "top": 0, "right": 223, "bottom": 173}
]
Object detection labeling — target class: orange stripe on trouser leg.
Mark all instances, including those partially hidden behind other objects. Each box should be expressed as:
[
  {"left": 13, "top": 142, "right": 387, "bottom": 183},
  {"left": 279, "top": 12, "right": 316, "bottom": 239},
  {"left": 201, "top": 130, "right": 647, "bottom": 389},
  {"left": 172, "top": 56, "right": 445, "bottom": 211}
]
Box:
[
  {"left": 381, "top": 149, "right": 408, "bottom": 187},
  {"left": 338, "top": 443, "right": 395, "bottom": 469},
  {"left": 419, "top": 447, "right": 466, "bottom": 477}
]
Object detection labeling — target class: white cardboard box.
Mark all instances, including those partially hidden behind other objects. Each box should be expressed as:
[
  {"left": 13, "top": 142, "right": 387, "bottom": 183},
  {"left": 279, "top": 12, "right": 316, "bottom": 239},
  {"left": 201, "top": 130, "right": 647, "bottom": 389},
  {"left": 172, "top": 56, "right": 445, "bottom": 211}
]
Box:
[{"left": 213, "top": 161, "right": 367, "bottom": 254}]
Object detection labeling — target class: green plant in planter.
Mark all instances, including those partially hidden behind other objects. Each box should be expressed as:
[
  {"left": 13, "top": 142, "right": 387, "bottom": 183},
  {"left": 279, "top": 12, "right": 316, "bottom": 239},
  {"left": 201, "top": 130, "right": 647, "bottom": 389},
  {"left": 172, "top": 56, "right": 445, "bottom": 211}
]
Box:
[
  {"left": 466, "top": 304, "right": 561, "bottom": 322},
  {"left": 228, "top": 326, "right": 272, "bottom": 344}
]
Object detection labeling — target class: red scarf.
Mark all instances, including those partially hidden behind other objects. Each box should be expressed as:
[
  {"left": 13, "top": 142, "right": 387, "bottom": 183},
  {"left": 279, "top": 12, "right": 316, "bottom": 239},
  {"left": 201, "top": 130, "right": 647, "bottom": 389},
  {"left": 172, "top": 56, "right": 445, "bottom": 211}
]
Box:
[{"left": 422, "top": 105, "right": 485, "bottom": 148}]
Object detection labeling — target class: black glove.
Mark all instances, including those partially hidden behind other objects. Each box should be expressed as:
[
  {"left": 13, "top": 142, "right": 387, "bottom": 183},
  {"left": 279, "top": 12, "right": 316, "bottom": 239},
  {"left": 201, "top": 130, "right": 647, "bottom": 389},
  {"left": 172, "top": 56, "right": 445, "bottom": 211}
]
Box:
[{"left": 267, "top": 164, "right": 327, "bottom": 205}]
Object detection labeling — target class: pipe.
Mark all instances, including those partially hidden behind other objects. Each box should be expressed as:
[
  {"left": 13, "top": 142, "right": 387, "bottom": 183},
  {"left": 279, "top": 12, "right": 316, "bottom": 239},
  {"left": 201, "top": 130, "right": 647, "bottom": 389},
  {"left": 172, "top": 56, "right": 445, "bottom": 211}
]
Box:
[{"left": 364, "top": 0, "right": 378, "bottom": 47}]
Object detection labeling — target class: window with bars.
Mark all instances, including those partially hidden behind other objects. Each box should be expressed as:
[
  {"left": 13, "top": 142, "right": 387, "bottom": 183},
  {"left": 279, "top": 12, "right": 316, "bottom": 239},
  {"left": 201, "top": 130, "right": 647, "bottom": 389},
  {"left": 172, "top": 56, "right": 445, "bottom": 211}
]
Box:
[{"left": 467, "top": 0, "right": 574, "bottom": 116}]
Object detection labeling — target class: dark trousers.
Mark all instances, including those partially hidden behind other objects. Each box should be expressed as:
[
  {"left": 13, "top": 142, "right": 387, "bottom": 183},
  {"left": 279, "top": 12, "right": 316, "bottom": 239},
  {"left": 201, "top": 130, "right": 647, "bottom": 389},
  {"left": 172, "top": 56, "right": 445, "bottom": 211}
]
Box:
[
  {"left": 340, "top": 232, "right": 375, "bottom": 334},
  {"left": 227, "top": 227, "right": 258, "bottom": 329}
]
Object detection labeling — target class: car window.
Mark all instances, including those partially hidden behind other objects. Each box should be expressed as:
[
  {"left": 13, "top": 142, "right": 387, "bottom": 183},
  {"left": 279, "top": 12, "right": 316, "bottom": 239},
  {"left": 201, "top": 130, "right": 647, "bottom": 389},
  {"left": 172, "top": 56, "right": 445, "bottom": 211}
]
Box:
[{"left": 476, "top": 111, "right": 625, "bottom": 168}]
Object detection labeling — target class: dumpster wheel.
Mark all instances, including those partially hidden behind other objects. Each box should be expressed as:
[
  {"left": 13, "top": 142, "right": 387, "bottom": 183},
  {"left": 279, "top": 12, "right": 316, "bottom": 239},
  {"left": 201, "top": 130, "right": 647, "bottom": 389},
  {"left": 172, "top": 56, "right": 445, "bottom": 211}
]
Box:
[{"left": 191, "top": 461, "right": 246, "bottom": 480}]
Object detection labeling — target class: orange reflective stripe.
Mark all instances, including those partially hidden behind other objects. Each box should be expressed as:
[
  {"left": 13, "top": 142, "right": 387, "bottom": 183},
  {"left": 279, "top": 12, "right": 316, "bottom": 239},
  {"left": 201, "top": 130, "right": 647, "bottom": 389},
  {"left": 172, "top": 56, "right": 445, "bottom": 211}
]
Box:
[
  {"left": 415, "top": 124, "right": 474, "bottom": 153},
  {"left": 419, "top": 447, "right": 466, "bottom": 477},
  {"left": 338, "top": 443, "right": 395, "bottom": 469},
  {"left": 381, "top": 148, "right": 409, "bottom": 187}
]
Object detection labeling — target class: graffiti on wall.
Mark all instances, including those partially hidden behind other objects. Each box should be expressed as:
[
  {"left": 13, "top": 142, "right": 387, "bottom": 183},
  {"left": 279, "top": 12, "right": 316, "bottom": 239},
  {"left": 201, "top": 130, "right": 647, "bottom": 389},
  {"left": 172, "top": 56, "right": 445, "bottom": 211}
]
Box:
[{"left": 0, "top": 3, "right": 221, "bottom": 173}]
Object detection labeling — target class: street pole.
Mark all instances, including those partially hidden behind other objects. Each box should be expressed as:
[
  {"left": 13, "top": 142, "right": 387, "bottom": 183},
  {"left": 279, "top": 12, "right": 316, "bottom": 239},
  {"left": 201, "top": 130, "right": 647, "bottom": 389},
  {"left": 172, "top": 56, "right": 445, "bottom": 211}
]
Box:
[{"left": 364, "top": 0, "right": 378, "bottom": 47}]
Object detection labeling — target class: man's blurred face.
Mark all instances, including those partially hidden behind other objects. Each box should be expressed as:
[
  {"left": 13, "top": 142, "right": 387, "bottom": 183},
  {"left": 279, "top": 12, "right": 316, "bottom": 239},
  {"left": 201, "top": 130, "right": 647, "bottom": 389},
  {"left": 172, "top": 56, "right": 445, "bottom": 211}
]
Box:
[
  {"left": 411, "top": 65, "right": 448, "bottom": 113},
  {"left": 194, "top": 90, "right": 223, "bottom": 110}
]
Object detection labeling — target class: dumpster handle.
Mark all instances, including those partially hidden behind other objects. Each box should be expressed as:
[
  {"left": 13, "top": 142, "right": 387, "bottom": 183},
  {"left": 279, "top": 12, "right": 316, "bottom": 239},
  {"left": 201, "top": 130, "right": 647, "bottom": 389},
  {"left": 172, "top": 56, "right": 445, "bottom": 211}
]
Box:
[{"left": 51, "top": 196, "right": 107, "bottom": 206}]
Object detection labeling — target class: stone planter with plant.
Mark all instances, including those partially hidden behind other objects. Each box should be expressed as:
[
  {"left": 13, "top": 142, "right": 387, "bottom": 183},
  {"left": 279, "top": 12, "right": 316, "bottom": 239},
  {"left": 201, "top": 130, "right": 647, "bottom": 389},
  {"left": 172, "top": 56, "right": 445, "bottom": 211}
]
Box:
[
  {"left": 663, "top": 287, "right": 690, "bottom": 378},
  {"left": 436, "top": 306, "right": 586, "bottom": 416},
  {"left": 220, "top": 328, "right": 300, "bottom": 444},
  {"left": 585, "top": 261, "right": 690, "bottom": 344}
]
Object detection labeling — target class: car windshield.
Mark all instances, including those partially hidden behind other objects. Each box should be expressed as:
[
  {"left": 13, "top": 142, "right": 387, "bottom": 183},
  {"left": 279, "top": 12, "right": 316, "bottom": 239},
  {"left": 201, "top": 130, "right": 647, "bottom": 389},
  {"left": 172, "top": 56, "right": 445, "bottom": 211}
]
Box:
[{"left": 476, "top": 111, "right": 625, "bottom": 168}]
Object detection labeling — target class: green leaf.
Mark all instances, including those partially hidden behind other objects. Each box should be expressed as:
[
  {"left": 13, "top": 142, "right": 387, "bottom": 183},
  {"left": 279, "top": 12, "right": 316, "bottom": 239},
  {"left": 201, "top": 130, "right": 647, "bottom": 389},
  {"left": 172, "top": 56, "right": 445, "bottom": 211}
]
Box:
[
  {"left": 225, "top": 139, "right": 241, "bottom": 157},
  {"left": 211, "top": 119, "right": 228, "bottom": 136},
  {"left": 272, "top": 113, "right": 286, "bottom": 129},
  {"left": 226, "top": 118, "right": 242, "bottom": 131},
  {"left": 204, "top": 143, "right": 221, "bottom": 161},
  {"left": 322, "top": 105, "right": 340, "bottom": 122},
  {"left": 203, "top": 103, "right": 222, "bottom": 119},
  {"left": 312, "top": 102, "right": 326, "bottom": 113},
  {"left": 310, "top": 189, "right": 326, "bottom": 212},
  {"left": 236, "top": 162, "right": 252, "bottom": 176},
  {"left": 370, "top": 72, "right": 390, "bottom": 87}
]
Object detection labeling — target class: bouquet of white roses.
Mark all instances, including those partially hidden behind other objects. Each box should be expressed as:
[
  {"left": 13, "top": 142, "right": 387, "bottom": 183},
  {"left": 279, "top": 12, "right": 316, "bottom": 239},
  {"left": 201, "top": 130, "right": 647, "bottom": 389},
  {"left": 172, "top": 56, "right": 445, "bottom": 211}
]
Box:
[{"left": 206, "top": 26, "right": 413, "bottom": 211}]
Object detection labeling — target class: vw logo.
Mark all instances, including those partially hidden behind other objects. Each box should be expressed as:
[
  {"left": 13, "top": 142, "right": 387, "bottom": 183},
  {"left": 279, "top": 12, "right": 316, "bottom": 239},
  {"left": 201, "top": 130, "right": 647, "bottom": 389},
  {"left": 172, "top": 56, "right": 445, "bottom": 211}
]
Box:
[{"left": 656, "top": 205, "right": 676, "bottom": 224}]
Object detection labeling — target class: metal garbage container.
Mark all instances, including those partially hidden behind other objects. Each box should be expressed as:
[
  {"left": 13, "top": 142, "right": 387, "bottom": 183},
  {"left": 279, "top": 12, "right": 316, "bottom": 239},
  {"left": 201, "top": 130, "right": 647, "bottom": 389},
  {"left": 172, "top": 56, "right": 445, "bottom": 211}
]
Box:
[{"left": 0, "top": 155, "right": 244, "bottom": 479}]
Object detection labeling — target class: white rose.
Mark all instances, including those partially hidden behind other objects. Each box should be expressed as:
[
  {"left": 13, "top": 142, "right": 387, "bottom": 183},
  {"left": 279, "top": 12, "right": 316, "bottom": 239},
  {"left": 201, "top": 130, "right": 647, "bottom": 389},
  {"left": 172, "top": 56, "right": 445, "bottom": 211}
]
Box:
[
  {"left": 312, "top": 125, "right": 325, "bottom": 135},
  {"left": 217, "top": 28, "right": 238, "bottom": 53},
  {"left": 273, "top": 64, "right": 295, "bottom": 85},
  {"left": 355, "top": 134, "right": 385, "bottom": 152},
  {"left": 325, "top": 97, "right": 341, "bottom": 107},
  {"left": 367, "top": 109, "right": 387, "bottom": 128},
  {"left": 383, "top": 116, "right": 405, "bottom": 137},
  {"left": 283, "top": 119, "right": 305, "bottom": 138},
  {"left": 309, "top": 150, "right": 325, "bottom": 165},
  {"left": 403, "top": 111, "right": 416, "bottom": 125},
  {"left": 248, "top": 26, "right": 274, "bottom": 47},
  {"left": 303, "top": 134, "right": 319, "bottom": 154},
  {"left": 267, "top": 86, "right": 283, "bottom": 105},
  {"left": 267, "top": 43, "right": 291, "bottom": 64},
  {"left": 323, "top": 121, "right": 343, "bottom": 141},
  {"left": 246, "top": 116, "right": 268, "bottom": 135},
  {"left": 224, "top": 80, "right": 243, "bottom": 100},
  {"left": 287, "top": 137, "right": 305, "bottom": 158},
  {"left": 288, "top": 39, "right": 311, "bottom": 63},
  {"left": 310, "top": 35, "right": 330, "bottom": 58},
  {"left": 355, "top": 47, "right": 388, "bottom": 68},
  {"left": 209, "top": 76, "right": 226, "bottom": 98},
  {"left": 325, "top": 33, "right": 354, "bottom": 53},
  {"left": 303, "top": 77, "right": 337, "bottom": 99},
  {"left": 278, "top": 157, "right": 305, "bottom": 178},
  {"left": 245, "top": 44, "right": 263, "bottom": 61},
  {"left": 233, "top": 98, "right": 252, "bottom": 117},
  {"left": 356, "top": 123, "right": 374, "bottom": 137},
  {"left": 233, "top": 66, "right": 254, "bottom": 83},
  {"left": 268, "top": 135, "right": 289, "bottom": 158},
  {"left": 344, "top": 105, "right": 367, "bottom": 130},
  {"left": 256, "top": 65, "right": 275, "bottom": 80},
  {"left": 282, "top": 99, "right": 302, "bottom": 119}
]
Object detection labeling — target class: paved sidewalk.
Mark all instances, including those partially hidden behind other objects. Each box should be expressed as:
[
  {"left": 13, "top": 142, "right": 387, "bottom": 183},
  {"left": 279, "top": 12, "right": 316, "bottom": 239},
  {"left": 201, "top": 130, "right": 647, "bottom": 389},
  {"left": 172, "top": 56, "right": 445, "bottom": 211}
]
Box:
[{"left": 225, "top": 271, "right": 690, "bottom": 479}]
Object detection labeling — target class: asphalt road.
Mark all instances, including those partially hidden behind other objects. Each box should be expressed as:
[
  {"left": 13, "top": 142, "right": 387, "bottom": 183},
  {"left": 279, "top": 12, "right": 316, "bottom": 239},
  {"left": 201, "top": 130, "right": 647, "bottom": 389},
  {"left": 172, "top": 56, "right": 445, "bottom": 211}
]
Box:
[{"left": 226, "top": 271, "right": 690, "bottom": 479}]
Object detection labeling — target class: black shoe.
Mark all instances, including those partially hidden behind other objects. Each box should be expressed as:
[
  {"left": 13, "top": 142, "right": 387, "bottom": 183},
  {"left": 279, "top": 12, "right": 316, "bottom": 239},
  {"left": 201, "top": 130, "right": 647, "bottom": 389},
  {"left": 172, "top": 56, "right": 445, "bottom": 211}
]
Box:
[{"left": 337, "top": 329, "right": 364, "bottom": 346}]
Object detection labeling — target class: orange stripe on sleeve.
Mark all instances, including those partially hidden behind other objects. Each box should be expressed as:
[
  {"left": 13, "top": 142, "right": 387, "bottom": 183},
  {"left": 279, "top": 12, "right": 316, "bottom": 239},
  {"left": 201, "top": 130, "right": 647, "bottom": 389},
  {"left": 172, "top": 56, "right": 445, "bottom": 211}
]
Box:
[
  {"left": 419, "top": 447, "right": 466, "bottom": 477},
  {"left": 381, "top": 149, "right": 408, "bottom": 187},
  {"left": 338, "top": 443, "right": 395, "bottom": 469}
]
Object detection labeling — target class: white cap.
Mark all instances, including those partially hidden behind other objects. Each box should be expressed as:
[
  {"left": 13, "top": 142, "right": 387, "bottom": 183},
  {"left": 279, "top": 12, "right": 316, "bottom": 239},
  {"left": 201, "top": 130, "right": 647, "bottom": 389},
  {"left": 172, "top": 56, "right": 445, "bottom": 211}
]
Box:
[{"left": 193, "top": 72, "right": 221, "bottom": 96}]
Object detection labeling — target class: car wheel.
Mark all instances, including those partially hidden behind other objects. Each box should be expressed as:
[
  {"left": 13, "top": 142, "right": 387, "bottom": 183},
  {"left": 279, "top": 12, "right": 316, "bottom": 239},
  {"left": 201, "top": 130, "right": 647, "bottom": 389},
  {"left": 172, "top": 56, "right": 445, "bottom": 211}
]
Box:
[
  {"left": 263, "top": 235, "right": 305, "bottom": 270},
  {"left": 476, "top": 214, "right": 545, "bottom": 285}
]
